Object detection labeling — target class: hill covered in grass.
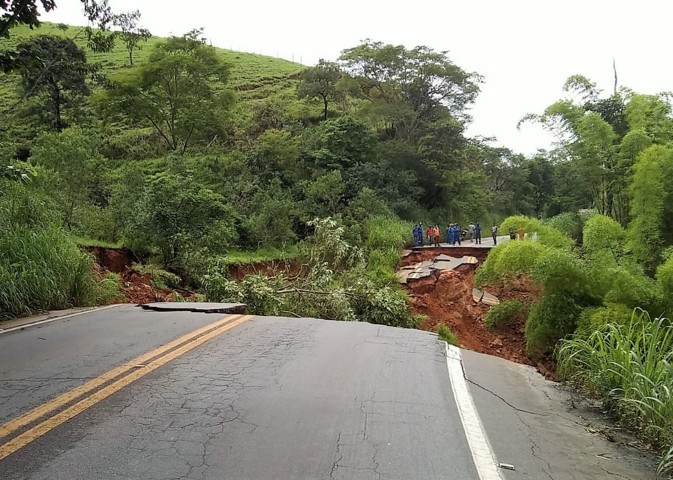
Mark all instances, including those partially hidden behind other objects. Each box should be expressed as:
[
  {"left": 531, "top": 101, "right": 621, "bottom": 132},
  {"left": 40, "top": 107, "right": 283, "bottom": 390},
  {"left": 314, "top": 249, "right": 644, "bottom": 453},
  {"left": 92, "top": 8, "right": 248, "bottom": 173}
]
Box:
[{"left": 0, "top": 22, "right": 305, "bottom": 122}]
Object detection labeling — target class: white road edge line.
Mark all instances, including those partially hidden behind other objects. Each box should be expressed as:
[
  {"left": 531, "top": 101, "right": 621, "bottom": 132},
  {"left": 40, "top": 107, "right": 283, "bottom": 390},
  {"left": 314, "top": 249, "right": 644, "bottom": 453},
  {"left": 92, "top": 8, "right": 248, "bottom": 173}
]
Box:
[
  {"left": 446, "top": 343, "right": 505, "bottom": 480},
  {"left": 0, "top": 304, "right": 123, "bottom": 335}
]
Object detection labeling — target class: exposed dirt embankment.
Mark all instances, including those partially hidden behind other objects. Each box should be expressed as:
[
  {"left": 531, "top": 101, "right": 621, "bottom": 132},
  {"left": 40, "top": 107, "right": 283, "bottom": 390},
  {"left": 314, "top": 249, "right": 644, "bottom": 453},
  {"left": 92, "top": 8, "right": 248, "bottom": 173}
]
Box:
[
  {"left": 86, "top": 247, "right": 195, "bottom": 304},
  {"left": 402, "top": 247, "right": 537, "bottom": 366}
]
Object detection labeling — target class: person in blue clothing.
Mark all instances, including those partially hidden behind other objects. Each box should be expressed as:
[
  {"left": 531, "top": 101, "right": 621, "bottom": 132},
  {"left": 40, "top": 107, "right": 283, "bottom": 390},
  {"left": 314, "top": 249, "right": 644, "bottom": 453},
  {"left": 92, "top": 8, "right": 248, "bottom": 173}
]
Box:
[
  {"left": 474, "top": 222, "right": 482, "bottom": 244},
  {"left": 412, "top": 224, "right": 420, "bottom": 246},
  {"left": 446, "top": 225, "right": 451, "bottom": 244},
  {"left": 454, "top": 224, "right": 462, "bottom": 246}
]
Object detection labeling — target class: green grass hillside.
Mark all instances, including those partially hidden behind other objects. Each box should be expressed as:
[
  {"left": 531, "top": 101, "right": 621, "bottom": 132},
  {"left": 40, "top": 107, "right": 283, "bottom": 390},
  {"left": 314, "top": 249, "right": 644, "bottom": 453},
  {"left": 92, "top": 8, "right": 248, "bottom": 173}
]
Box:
[{"left": 0, "top": 22, "right": 304, "bottom": 117}]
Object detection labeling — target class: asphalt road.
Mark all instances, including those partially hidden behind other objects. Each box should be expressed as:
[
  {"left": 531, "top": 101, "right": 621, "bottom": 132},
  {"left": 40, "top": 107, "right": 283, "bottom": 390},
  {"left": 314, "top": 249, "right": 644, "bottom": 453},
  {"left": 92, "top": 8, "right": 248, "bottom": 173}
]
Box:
[
  {"left": 0, "top": 306, "right": 657, "bottom": 479},
  {"left": 0, "top": 306, "right": 478, "bottom": 479}
]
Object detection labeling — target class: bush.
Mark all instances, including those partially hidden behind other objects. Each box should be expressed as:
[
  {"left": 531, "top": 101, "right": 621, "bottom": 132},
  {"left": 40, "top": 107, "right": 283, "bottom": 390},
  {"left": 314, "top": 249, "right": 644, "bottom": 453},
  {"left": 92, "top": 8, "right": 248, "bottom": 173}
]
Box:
[
  {"left": 197, "top": 216, "right": 415, "bottom": 327},
  {"left": 130, "top": 172, "right": 238, "bottom": 264},
  {"left": 133, "top": 263, "right": 181, "bottom": 290},
  {"left": 546, "top": 212, "right": 583, "bottom": 243},
  {"left": 436, "top": 324, "right": 459, "bottom": 346},
  {"left": 500, "top": 215, "right": 574, "bottom": 250},
  {"left": 656, "top": 255, "right": 673, "bottom": 315},
  {"left": 475, "top": 240, "right": 549, "bottom": 287},
  {"left": 364, "top": 215, "right": 412, "bottom": 252},
  {"left": 485, "top": 300, "right": 526, "bottom": 329},
  {"left": 0, "top": 226, "right": 115, "bottom": 319},
  {"left": 583, "top": 214, "right": 627, "bottom": 261},
  {"left": 531, "top": 248, "right": 593, "bottom": 298},
  {"left": 0, "top": 183, "right": 116, "bottom": 319},
  {"left": 603, "top": 267, "right": 661, "bottom": 313},
  {"left": 363, "top": 215, "right": 412, "bottom": 285},
  {"left": 557, "top": 311, "right": 673, "bottom": 469},
  {"left": 525, "top": 293, "right": 582, "bottom": 356},
  {"left": 574, "top": 304, "right": 633, "bottom": 339}
]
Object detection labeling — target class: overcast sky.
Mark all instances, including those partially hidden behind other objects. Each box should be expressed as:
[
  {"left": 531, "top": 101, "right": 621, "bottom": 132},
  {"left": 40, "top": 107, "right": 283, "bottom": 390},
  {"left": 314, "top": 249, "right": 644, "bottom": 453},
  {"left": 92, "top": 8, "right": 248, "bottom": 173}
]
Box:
[{"left": 42, "top": 0, "right": 673, "bottom": 155}]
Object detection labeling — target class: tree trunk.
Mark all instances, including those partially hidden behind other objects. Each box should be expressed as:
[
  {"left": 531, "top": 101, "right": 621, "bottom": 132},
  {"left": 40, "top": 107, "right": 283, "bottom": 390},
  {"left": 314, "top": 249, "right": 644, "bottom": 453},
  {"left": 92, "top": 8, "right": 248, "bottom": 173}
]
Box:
[
  {"left": 129, "top": 48, "right": 134, "bottom": 66},
  {"left": 323, "top": 96, "right": 328, "bottom": 121},
  {"left": 54, "top": 87, "right": 62, "bottom": 132}
]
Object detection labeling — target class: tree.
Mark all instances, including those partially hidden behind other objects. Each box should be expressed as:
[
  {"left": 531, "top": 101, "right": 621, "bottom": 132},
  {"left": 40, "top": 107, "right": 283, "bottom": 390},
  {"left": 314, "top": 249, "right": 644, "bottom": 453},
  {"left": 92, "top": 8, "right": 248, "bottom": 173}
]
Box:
[
  {"left": 131, "top": 172, "right": 238, "bottom": 263},
  {"left": 30, "top": 128, "right": 101, "bottom": 229},
  {"left": 526, "top": 155, "right": 555, "bottom": 218},
  {"left": 1, "top": 1, "right": 117, "bottom": 52},
  {"left": 102, "top": 31, "right": 232, "bottom": 152},
  {"left": 297, "top": 59, "right": 342, "bottom": 120},
  {"left": 10, "top": 35, "right": 90, "bottom": 132},
  {"left": 1, "top": 0, "right": 56, "bottom": 38},
  {"left": 628, "top": 145, "right": 673, "bottom": 274},
  {"left": 520, "top": 75, "right": 630, "bottom": 223},
  {"left": 339, "top": 40, "right": 481, "bottom": 142},
  {"left": 114, "top": 10, "right": 151, "bottom": 66},
  {"left": 310, "top": 116, "right": 375, "bottom": 199}
]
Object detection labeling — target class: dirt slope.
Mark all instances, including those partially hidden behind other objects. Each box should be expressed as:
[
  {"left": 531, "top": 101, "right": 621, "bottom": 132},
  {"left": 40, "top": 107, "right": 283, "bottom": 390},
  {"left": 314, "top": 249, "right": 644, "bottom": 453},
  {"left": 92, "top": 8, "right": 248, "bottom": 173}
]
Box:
[{"left": 402, "top": 248, "right": 537, "bottom": 366}]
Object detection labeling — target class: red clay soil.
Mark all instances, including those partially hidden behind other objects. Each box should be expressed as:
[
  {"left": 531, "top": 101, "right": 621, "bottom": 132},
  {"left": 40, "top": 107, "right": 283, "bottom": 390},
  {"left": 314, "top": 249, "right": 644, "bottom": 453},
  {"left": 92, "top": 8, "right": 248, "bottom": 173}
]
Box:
[
  {"left": 402, "top": 247, "right": 542, "bottom": 369},
  {"left": 117, "top": 269, "right": 196, "bottom": 304},
  {"left": 85, "top": 246, "right": 136, "bottom": 274},
  {"left": 87, "top": 247, "right": 195, "bottom": 305}
]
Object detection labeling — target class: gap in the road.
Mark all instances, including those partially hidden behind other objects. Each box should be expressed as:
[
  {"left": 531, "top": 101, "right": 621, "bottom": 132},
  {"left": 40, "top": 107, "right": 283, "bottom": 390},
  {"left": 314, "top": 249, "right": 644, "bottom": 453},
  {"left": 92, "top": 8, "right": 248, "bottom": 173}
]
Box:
[{"left": 400, "top": 246, "right": 545, "bottom": 372}]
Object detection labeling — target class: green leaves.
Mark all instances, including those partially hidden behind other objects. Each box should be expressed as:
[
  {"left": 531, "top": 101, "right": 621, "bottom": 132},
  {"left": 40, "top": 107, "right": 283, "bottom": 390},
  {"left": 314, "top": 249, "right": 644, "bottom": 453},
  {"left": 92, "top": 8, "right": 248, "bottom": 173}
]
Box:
[
  {"left": 102, "top": 34, "right": 231, "bottom": 152},
  {"left": 297, "top": 59, "right": 343, "bottom": 120},
  {"left": 557, "top": 312, "right": 673, "bottom": 471},
  {"left": 10, "top": 35, "right": 91, "bottom": 131},
  {"left": 130, "top": 172, "right": 238, "bottom": 263},
  {"left": 628, "top": 145, "right": 673, "bottom": 272}
]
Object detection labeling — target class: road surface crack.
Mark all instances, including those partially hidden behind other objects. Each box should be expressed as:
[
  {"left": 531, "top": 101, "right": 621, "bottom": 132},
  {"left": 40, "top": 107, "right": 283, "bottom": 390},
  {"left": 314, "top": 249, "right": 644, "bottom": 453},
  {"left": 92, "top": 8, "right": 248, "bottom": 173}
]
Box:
[
  {"left": 464, "top": 375, "right": 547, "bottom": 416},
  {"left": 330, "top": 432, "right": 344, "bottom": 480}
]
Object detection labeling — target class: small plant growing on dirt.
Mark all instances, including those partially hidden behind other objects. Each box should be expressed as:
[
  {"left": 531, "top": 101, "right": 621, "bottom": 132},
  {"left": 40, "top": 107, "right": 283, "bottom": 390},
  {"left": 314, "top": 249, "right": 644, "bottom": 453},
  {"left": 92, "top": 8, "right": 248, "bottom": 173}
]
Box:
[
  {"left": 436, "top": 324, "right": 459, "bottom": 346},
  {"left": 133, "top": 263, "right": 181, "bottom": 290},
  {"left": 484, "top": 300, "right": 526, "bottom": 330}
]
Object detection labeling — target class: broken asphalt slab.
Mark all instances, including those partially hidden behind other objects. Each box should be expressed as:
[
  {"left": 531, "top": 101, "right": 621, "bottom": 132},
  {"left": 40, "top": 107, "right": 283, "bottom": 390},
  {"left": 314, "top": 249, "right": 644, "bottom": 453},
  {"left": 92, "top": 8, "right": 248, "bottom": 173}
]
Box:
[
  {"left": 472, "top": 288, "right": 500, "bottom": 305},
  {"left": 139, "top": 302, "right": 246, "bottom": 314},
  {"left": 397, "top": 255, "right": 479, "bottom": 284}
]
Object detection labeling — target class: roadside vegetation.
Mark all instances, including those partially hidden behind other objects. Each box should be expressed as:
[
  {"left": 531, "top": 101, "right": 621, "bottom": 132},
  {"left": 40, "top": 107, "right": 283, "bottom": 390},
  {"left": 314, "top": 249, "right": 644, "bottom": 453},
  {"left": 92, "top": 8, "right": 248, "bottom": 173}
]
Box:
[{"left": 475, "top": 75, "right": 673, "bottom": 473}]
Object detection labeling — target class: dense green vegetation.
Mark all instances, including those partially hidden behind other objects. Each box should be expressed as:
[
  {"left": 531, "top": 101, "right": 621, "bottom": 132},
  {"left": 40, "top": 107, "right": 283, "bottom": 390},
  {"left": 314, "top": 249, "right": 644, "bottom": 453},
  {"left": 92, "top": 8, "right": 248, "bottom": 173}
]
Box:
[
  {"left": 475, "top": 72, "right": 673, "bottom": 472},
  {"left": 3, "top": 8, "right": 673, "bottom": 472}
]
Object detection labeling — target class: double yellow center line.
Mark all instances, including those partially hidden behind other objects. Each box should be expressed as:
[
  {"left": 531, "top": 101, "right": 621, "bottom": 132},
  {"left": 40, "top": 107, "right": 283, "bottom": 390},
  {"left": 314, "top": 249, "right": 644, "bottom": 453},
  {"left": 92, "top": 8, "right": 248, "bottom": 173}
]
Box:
[{"left": 0, "top": 313, "right": 254, "bottom": 461}]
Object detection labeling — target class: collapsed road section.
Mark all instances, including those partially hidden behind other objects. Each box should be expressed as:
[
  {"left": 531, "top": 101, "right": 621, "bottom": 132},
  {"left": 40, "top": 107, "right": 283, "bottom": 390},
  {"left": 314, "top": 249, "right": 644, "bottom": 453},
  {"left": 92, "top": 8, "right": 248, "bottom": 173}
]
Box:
[{"left": 399, "top": 246, "right": 535, "bottom": 366}]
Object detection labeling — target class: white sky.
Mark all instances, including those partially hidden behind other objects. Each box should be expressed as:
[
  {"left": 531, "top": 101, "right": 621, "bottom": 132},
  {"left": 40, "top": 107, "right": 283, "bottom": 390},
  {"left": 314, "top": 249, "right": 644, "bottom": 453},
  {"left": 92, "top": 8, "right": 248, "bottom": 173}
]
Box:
[{"left": 42, "top": 0, "right": 673, "bottom": 155}]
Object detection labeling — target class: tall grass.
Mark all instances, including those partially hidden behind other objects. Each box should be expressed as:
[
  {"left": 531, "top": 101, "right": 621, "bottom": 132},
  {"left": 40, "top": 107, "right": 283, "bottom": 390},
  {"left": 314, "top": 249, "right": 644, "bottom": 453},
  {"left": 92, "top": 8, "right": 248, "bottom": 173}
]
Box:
[
  {"left": 0, "top": 184, "right": 118, "bottom": 320},
  {"left": 557, "top": 310, "right": 673, "bottom": 475},
  {"left": 0, "top": 226, "right": 116, "bottom": 319},
  {"left": 363, "top": 215, "right": 412, "bottom": 284}
]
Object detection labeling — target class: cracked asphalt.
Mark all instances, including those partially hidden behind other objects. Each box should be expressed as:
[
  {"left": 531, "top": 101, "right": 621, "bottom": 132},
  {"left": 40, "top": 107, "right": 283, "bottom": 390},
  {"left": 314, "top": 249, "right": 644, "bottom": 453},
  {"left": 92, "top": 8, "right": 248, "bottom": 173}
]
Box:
[
  {"left": 0, "top": 309, "right": 478, "bottom": 479},
  {"left": 0, "top": 307, "right": 659, "bottom": 479},
  {"left": 462, "top": 349, "right": 658, "bottom": 479}
]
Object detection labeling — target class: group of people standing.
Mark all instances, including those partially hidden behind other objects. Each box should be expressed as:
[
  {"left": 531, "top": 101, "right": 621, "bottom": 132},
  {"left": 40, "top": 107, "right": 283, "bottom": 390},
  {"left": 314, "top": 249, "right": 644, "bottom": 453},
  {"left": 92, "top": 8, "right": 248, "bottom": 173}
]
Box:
[
  {"left": 413, "top": 225, "right": 442, "bottom": 247},
  {"left": 412, "top": 222, "right": 491, "bottom": 246}
]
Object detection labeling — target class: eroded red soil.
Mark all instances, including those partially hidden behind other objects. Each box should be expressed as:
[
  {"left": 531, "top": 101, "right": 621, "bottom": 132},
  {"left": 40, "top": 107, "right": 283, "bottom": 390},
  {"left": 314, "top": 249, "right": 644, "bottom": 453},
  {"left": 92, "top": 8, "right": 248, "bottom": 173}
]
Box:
[
  {"left": 403, "top": 248, "right": 541, "bottom": 367},
  {"left": 89, "top": 247, "right": 195, "bottom": 304}
]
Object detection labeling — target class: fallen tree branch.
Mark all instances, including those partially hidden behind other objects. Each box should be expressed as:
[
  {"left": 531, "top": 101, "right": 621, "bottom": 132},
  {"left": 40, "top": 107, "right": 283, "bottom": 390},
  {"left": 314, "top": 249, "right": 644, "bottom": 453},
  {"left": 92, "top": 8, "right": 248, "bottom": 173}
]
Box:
[{"left": 275, "top": 288, "right": 360, "bottom": 297}]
